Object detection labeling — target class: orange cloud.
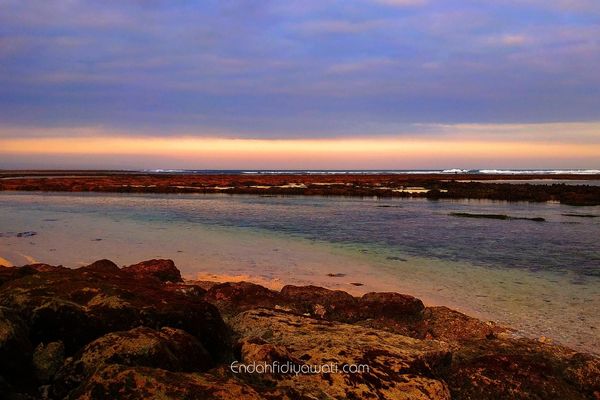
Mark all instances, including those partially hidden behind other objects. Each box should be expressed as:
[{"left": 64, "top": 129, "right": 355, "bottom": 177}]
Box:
[{"left": 1, "top": 136, "right": 598, "bottom": 164}]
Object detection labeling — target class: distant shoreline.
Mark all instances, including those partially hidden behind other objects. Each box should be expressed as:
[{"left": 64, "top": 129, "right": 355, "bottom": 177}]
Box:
[
  {"left": 2, "top": 169, "right": 600, "bottom": 177},
  {"left": 1, "top": 170, "right": 600, "bottom": 205}
]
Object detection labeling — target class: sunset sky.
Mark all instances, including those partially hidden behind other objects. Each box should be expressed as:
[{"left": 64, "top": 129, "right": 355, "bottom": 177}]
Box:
[{"left": 1, "top": 0, "right": 599, "bottom": 169}]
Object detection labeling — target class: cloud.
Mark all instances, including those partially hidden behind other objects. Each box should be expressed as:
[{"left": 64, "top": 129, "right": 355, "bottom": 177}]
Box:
[
  {"left": 292, "top": 19, "right": 391, "bottom": 35},
  {"left": 370, "top": 0, "right": 428, "bottom": 7},
  {"left": 0, "top": 0, "right": 599, "bottom": 143}
]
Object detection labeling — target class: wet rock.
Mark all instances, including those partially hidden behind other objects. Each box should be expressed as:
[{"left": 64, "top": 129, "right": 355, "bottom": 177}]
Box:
[
  {"left": 70, "top": 365, "right": 263, "bottom": 400},
  {"left": 279, "top": 285, "right": 359, "bottom": 321},
  {"left": 230, "top": 309, "right": 452, "bottom": 399},
  {"left": 0, "top": 265, "right": 36, "bottom": 286},
  {"left": 16, "top": 231, "right": 37, "bottom": 238},
  {"left": 447, "top": 338, "right": 600, "bottom": 399},
  {"left": 78, "top": 259, "right": 120, "bottom": 273},
  {"left": 0, "top": 260, "right": 230, "bottom": 359},
  {"left": 418, "top": 306, "right": 506, "bottom": 343},
  {"left": 2, "top": 258, "right": 598, "bottom": 399},
  {"left": 29, "top": 299, "right": 95, "bottom": 353},
  {"left": 0, "top": 307, "right": 33, "bottom": 381},
  {"left": 204, "top": 282, "right": 280, "bottom": 316},
  {"left": 0, "top": 264, "right": 66, "bottom": 287},
  {"left": 359, "top": 292, "right": 424, "bottom": 320},
  {"left": 71, "top": 326, "right": 210, "bottom": 373},
  {"left": 24, "top": 263, "right": 65, "bottom": 273},
  {"left": 236, "top": 337, "right": 303, "bottom": 368},
  {"left": 564, "top": 353, "right": 600, "bottom": 398},
  {"left": 163, "top": 282, "right": 207, "bottom": 299},
  {"left": 32, "top": 341, "right": 64, "bottom": 383},
  {"left": 54, "top": 326, "right": 212, "bottom": 397},
  {"left": 122, "top": 259, "right": 183, "bottom": 283}
]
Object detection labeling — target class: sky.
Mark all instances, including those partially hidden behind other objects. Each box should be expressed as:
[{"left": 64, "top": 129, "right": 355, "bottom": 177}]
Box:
[{"left": 0, "top": 0, "right": 599, "bottom": 169}]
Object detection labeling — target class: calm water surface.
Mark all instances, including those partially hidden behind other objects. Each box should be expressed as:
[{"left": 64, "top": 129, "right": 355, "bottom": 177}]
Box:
[{"left": 1, "top": 192, "right": 599, "bottom": 353}]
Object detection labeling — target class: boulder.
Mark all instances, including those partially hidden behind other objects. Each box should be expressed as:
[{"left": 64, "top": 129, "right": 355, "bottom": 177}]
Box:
[
  {"left": 53, "top": 326, "right": 212, "bottom": 397},
  {"left": 204, "top": 282, "right": 280, "bottom": 316},
  {"left": 417, "top": 306, "right": 506, "bottom": 342},
  {"left": 206, "top": 284, "right": 424, "bottom": 326},
  {"left": 447, "top": 338, "right": 600, "bottom": 399},
  {"left": 78, "top": 259, "right": 120, "bottom": 273},
  {"left": 359, "top": 292, "right": 424, "bottom": 320},
  {"left": 0, "top": 265, "right": 38, "bottom": 286},
  {"left": 0, "top": 307, "right": 33, "bottom": 381},
  {"left": 122, "top": 259, "right": 183, "bottom": 283},
  {"left": 0, "top": 260, "right": 230, "bottom": 359},
  {"left": 279, "top": 284, "right": 359, "bottom": 321},
  {"left": 230, "top": 309, "right": 452, "bottom": 399},
  {"left": 29, "top": 299, "right": 95, "bottom": 353},
  {"left": 32, "top": 341, "right": 64, "bottom": 383},
  {"left": 70, "top": 365, "right": 263, "bottom": 400}
]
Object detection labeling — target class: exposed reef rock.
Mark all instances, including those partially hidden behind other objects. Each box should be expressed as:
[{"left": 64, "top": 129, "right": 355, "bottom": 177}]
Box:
[
  {"left": 1, "top": 171, "right": 599, "bottom": 205},
  {"left": 0, "top": 259, "right": 598, "bottom": 399},
  {"left": 52, "top": 326, "right": 212, "bottom": 398},
  {"left": 121, "top": 259, "right": 183, "bottom": 283},
  {"left": 230, "top": 309, "right": 452, "bottom": 399},
  {"left": 0, "top": 260, "right": 229, "bottom": 358},
  {"left": 71, "top": 365, "right": 263, "bottom": 400},
  {"left": 33, "top": 341, "right": 65, "bottom": 384}
]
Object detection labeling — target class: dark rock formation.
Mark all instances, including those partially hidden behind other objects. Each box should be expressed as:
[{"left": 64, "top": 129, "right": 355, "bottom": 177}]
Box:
[
  {"left": 2, "top": 171, "right": 599, "bottom": 205},
  {"left": 32, "top": 341, "right": 64, "bottom": 383},
  {"left": 70, "top": 365, "right": 263, "bottom": 400},
  {"left": 53, "top": 326, "right": 212, "bottom": 398},
  {"left": 0, "top": 260, "right": 229, "bottom": 358},
  {"left": 447, "top": 338, "right": 600, "bottom": 399},
  {"left": 0, "top": 307, "right": 33, "bottom": 382},
  {"left": 230, "top": 309, "right": 452, "bottom": 399},
  {"left": 78, "top": 259, "right": 120, "bottom": 273},
  {"left": 0, "top": 258, "right": 598, "bottom": 399},
  {"left": 122, "top": 259, "right": 183, "bottom": 283}
]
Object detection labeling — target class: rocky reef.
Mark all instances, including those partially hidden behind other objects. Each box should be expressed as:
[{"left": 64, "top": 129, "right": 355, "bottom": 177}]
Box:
[
  {"left": 1, "top": 171, "right": 599, "bottom": 205},
  {"left": 0, "top": 259, "right": 598, "bottom": 399}
]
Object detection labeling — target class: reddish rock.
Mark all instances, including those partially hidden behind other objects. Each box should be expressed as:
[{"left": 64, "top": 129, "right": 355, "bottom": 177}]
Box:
[
  {"left": 2, "top": 171, "right": 599, "bottom": 205},
  {"left": 163, "top": 282, "right": 207, "bottom": 299},
  {"left": 279, "top": 284, "right": 359, "bottom": 321},
  {"left": 25, "top": 263, "right": 66, "bottom": 273},
  {"left": 122, "top": 259, "right": 183, "bottom": 283},
  {"left": 204, "top": 282, "right": 280, "bottom": 316},
  {"left": 0, "top": 260, "right": 230, "bottom": 360},
  {"left": 359, "top": 292, "right": 424, "bottom": 320},
  {"left": 0, "top": 264, "right": 66, "bottom": 287},
  {"left": 53, "top": 326, "right": 213, "bottom": 397},
  {"left": 447, "top": 338, "right": 600, "bottom": 400},
  {"left": 70, "top": 365, "right": 263, "bottom": 400},
  {"left": 0, "top": 265, "right": 38, "bottom": 286},
  {"left": 418, "top": 306, "right": 506, "bottom": 342},
  {"left": 1, "top": 257, "right": 598, "bottom": 399},
  {"left": 78, "top": 259, "right": 120, "bottom": 273},
  {"left": 230, "top": 309, "right": 452, "bottom": 400}
]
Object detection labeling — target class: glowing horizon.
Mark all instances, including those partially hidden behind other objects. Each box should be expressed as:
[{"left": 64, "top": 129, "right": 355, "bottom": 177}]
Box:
[
  {"left": 1, "top": 1, "right": 599, "bottom": 169},
  {"left": 2, "top": 129, "right": 599, "bottom": 170}
]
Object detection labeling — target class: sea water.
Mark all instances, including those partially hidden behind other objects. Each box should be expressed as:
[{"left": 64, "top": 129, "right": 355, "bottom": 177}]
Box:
[{"left": 1, "top": 191, "right": 598, "bottom": 353}]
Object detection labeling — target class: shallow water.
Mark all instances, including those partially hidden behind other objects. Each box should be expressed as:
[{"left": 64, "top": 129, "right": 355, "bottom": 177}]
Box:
[{"left": 1, "top": 192, "right": 599, "bottom": 353}]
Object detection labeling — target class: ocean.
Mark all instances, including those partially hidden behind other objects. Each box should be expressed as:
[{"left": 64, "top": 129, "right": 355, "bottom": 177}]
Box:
[{"left": 1, "top": 191, "right": 599, "bottom": 353}]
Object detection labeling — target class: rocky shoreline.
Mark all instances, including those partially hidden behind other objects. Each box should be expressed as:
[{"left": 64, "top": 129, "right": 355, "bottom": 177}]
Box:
[
  {"left": 1, "top": 259, "right": 598, "bottom": 399},
  {"left": 2, "top": 172, "right": 600, "bottom": 205}
]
